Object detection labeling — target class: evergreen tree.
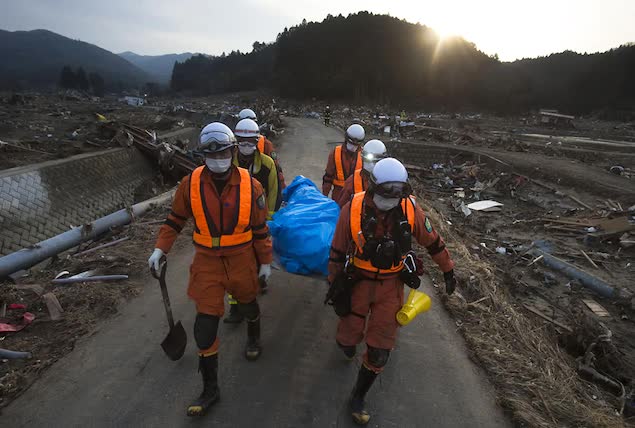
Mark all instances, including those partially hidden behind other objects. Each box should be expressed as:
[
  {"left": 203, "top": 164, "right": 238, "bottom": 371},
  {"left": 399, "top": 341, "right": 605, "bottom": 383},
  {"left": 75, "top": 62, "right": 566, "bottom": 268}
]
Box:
[
  {"left": 88, "top": 72, "right": 105, "bottom": 96},
  {"left": 76, "top": 67, "right": 89, "bottom": 91},
  {"left": 59, "top": 65, "right": 77, "bottom": 89},
  {"left": 168, "top": 13, "right": 635, "bottom": 114}
]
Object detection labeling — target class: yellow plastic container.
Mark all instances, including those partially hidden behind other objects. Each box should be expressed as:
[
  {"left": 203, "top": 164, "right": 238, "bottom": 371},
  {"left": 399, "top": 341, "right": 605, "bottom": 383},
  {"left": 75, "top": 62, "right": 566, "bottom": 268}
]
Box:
[{"left": 396, "top": 289, "right": 432, "bottom": 326}]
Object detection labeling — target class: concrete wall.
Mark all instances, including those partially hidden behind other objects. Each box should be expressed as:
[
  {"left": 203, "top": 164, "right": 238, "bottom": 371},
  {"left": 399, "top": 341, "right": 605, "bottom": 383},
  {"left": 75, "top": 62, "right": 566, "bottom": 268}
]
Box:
[{"left": 0, "top": 148, "right": 156, "bottom": 256}]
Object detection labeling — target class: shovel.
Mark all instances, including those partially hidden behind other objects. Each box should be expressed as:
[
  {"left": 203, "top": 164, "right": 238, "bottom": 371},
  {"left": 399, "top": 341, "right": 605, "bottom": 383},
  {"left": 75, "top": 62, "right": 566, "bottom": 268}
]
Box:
[{"left": 152, "top": 258, "right": 187, "bottom": 361}]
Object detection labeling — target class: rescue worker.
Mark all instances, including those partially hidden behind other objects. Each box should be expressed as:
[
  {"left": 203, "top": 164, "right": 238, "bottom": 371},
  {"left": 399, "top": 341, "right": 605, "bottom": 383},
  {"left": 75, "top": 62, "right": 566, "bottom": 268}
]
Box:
[
  {"left": 147, "top": 122, "right": 272, "bottom": 417},
  {"left": 322, "top": 124, "right": 365, "bottom": 201},
  {"left": 238, "top": 107, "right": 285, "bottom": 188},
  {"left": 327, "top": 158, "right": 457, "bottom": 425},
  {"left": 224, "top": 118, "right": 281, "bottom": 324},
  {"left": 324, "top": 105, "right": 331, "bottom": 126},
  {"left": 238, "top": 107, "right": 277, "bottom": 161},
  {"left": 337, "top": 139, "right": 387, "bottom": 207}
]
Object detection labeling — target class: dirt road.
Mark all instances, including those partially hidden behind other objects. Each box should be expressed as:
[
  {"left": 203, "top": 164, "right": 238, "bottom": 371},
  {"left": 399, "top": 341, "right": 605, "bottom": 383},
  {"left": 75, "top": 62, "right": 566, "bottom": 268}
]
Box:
[{"left": 2, "top": 117, "right": 509, "bottom": 427}]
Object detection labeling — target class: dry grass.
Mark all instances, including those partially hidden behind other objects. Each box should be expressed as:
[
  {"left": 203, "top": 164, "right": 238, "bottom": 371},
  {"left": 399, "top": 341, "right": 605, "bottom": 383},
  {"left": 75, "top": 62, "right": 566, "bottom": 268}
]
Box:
[{"left": 419, "top": 197, "right": 627, "bottom": 427}]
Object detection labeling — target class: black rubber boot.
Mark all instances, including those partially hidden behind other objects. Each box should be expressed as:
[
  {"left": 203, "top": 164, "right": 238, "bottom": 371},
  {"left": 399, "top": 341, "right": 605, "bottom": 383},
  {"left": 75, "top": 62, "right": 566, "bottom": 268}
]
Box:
[
  {"left": 223, "top": 304, "right": 244, "bottom": 324},
  {"left": 349, "top": 365, "right": 378, "bottom": 425},
  {"left": 187, "top": 354, "right": 220, "bottom": 417},
  {"left": 244, "top": 318, "right": 262, "bottom": 361},
  {"left": 337, "top": 341, "right": 356, "bottom": 361}
]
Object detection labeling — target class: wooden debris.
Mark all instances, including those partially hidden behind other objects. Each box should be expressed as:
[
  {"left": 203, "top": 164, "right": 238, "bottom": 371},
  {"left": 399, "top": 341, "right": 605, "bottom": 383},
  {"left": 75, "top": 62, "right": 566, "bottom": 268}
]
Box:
[
  {"left": 581, "top": 299, "right": 610, "bottom": 317},
  {"left": 42, "top": 292, "right": 64, "bottom": 321},
  {"left": 568, "top": 195, "right": 592, "bottom": 210},
  {"left": 12, "top": 283, "right": 45, "bottom": 296},
  {"left": 133, "top": 219, "right": 164, "bottom": 226},
  {"left": 527, "top": 255, "right": 544, "bottom": 267},
  {"left": 522, "top": 304, "right": 573, "bottom": 332},
  {"left": 594, "top": 215, "right": 635, "bottom": 237},
  {"left": 73, "top": 236, "right": 130, "bottom": 257},
  {"left": 402, "top": 163, "right": 427, "bottom": 172},
  {"left": 541, "top": 217, "right": 597, "bottom": 227},
  {"left": 0, "top": 139, "right": 53, "bottom": 155},
  {"left": 467, "top": 296, "right": 490, "bottom": 306},
  {"left": 580, "top": 250, "right": 599, "bottom": 269}
]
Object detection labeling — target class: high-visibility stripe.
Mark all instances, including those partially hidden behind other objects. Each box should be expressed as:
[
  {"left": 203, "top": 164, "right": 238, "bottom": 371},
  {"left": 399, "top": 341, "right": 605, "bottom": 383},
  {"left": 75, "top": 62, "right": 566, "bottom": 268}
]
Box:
[
  {"left": 190, "top": 166, "right": 253, "bottom": 248},
  {"left": 333, "top": 146, "right": 361, "bottom": 187},
  {"left": 353, "top": 169, "right": 364, "bottom": 194},
  {"left": 349, "top": 192, "right": 416, "bottom": 274}
]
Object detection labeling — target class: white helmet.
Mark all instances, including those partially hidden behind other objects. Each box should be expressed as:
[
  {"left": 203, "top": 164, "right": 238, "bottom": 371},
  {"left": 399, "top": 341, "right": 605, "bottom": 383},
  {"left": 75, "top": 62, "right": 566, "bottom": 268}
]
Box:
[
  {"left": 362, "top": 139, "right": 387, "bottom": 160},
  {"left": 234, "top": 118, "right": 260, "bottom": 139},
  {"left": 369, "top": 157, "right": 411, "bottom": 197},
  {"left": 199, "top": 122, "right": 236, "bottom": 153},
  {"left": 361, "top": 139, "right": 388, "bottom": 173},
  {"left": 238, "top": 108, "right": 257, "bottom": 121},
  {"left": 345, "top": 124, "right": 365, "bottom": 143}
]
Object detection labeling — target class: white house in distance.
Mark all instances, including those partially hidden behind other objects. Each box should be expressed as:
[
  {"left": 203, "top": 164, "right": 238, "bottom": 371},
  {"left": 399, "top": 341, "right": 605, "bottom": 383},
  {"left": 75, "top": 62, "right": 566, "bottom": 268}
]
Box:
[
  {"left": 121, "top": 96, "right": 145, "bottom": 107},
  {"left": 538, "top": 109, "right": 574, "bottom": 127}
]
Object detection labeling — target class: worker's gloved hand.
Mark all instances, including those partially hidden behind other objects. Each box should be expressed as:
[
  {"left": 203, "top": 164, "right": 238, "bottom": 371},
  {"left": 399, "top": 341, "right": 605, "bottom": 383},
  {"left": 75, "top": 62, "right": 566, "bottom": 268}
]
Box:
[
  {"left": 258, "top": 264, "right": 272, "bottom": 282},
  {"left": 444, "top": 270, "right": 457, "bottom": 295},
  {"left": 148, "top": 248, "right": 165, "bottom": 273}
]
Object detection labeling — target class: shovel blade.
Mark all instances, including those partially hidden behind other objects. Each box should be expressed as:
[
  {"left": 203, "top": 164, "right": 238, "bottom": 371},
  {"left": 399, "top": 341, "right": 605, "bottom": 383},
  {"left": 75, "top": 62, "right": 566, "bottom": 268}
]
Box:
[{"left": 161, "top": 320, "right": 187, "bottom": 361}]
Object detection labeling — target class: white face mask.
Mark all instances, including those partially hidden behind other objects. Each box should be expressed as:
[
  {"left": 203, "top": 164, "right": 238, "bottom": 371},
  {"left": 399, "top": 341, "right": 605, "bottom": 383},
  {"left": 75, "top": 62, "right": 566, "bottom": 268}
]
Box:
[
  {"left": 346, "top": 143, "right": 359, "bottom": 152},
  {"left": 373, "top": 194, "right": 400, "bottom": 211},
  {"left": 205, "top": 158, "right": 232, "bottom": 173},
  {"left": 239, "top": 145, "right": 257, "bottom": 156},
  {"left": 363, "top": 161, "right": 376, "bottom": 174}
]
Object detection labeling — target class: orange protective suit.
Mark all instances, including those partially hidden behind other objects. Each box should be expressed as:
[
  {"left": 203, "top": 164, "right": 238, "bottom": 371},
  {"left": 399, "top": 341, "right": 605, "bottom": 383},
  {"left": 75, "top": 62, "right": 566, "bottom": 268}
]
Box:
[{"left": 329, "top": 192, "right": 454, "bottom": 372}]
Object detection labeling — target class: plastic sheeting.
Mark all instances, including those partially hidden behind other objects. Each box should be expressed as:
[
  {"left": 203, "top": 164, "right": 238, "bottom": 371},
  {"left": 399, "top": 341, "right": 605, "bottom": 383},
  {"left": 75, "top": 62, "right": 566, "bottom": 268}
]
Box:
[{"left": 269, "top": 176, "right": 340, "bottom": 275}]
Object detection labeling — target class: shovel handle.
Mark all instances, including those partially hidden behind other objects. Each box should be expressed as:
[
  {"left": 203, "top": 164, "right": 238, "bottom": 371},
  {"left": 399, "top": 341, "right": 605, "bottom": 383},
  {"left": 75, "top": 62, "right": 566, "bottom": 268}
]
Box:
[{"left": 155, "top": 259, "right": 175, "bottom": 329}]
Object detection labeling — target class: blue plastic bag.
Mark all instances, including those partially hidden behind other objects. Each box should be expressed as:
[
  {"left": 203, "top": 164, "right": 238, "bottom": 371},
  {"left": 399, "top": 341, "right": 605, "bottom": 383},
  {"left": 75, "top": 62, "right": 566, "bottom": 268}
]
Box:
[{"left": 268, "top": 176, "right": 340, "bottom": 275}]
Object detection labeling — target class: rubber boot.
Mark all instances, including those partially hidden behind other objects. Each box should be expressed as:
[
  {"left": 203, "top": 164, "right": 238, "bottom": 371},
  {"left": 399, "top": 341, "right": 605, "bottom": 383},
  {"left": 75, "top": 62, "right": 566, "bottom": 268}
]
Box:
[
  {"left": 244, "top": 318, "right": 262, "bottom": 361},
  {"left": 223, "top": 303, "right": 244, "bottom": 324},
  {"left": 349, "top": 365, "right": 378, "bottom": 425},
  {"left": 187, "top": 354, "right": 220, "bottom": 417}
]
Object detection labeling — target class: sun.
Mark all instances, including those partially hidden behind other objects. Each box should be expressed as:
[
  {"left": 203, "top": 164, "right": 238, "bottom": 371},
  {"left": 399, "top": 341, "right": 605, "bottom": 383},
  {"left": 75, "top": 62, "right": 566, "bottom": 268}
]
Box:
[{"left": 432, "top": 23, "right": 462, "bottom": 41}]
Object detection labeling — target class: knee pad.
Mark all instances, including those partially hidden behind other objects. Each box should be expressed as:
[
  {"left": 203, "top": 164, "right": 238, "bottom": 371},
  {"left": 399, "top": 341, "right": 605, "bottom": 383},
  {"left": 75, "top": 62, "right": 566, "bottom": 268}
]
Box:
[
  {"left": 367, "top": 346, "right": 390, "bottom": 369},
  {"left": 193, "top": 313, "right": 220, "bottom": 350},
  {"left": 237, "top": 299, "right": 260, "bottom": 322},
  {"left": 337, "top": 341, "right": 356, "bottom": 358}
]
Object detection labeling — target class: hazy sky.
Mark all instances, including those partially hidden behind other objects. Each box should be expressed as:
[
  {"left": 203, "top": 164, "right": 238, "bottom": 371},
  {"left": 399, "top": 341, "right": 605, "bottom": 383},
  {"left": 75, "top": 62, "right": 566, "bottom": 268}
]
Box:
[{"left": 2, "top": 0, "right": 634, "bottom": 61}]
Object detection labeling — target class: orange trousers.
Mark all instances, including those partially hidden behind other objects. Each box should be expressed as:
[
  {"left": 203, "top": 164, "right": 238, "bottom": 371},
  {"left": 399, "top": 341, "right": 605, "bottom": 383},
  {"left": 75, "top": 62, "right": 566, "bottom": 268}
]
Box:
[
  {"left": 336, "top": 277, "right": 404, "bottom": 371},
  {"left": 187, "top": 249, "right": 259, "bottom": 317}
]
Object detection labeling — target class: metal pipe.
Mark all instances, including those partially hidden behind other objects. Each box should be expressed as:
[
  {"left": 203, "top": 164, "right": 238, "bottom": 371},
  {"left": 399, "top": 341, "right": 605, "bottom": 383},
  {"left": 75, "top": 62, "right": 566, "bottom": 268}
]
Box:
[
  {"left": 0, "top": 189, "right": 175, "bottom": 279},
  {"left": 52, "top": 275, "right": 129, "bottom": 284},
  {"left": 0, "top": 348, "right": 32, "bottom": 359},
  {"left": 531, "top": 248, "right": 615, "bottom": 298}
]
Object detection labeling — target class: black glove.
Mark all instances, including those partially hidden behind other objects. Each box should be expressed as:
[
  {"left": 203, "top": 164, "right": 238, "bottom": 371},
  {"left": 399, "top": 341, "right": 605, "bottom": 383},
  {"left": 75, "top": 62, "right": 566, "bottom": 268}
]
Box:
[
  {"left": 443, "top": 270, "right": 457, "bottom": 295},
  {"left": 399, "top": 270, "right": 421, "bottom": 289}
]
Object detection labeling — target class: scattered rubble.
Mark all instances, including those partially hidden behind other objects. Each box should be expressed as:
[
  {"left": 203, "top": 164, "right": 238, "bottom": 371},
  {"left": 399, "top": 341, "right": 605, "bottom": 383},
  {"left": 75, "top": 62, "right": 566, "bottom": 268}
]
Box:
[
  {"left": 0, "top": 204, "right": 189, "bottom": 408},
  {"left": 0, "top": 91, "right": 285, "bottom": 170},
  {"left": 0, "top": 92, "right": 286, "bottom": 409},
  {"left": 299, "top": 101, "right": 632, "bottom": 424},
  {"left": 404, "top": 150, "right": 634, "bottom": 426}
]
